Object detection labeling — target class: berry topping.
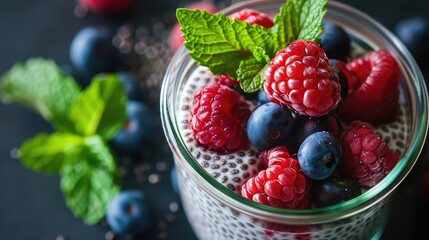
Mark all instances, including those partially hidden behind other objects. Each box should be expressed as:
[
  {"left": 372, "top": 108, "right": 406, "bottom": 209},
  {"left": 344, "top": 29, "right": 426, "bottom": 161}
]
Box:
[
  {"left": 241, "top": 156, "right": 310, "bottom": 209},
  {"left": 214, "top": 74, "right": 239, "bottom": 88},
  {"left": 297, "top": 131, "right": 342, "bottom": 180},
  {"left": 260, "top": 146, "right": 296, "bottom": 168},
  {"left": 229, "top": 9, "right": 274, "bottom": 28},
  {"left": 319, "top": 22, "right": 351, "bottom": 61},
  {"left": 188, "top": 83, "right": 251, "bottom": 152},
  {"left": 311, "top": 176, "right": 361, "bottom": 208},
  {"left": 339, "top": 121, "right": 400, "bottom": 187},
  {"left": 247, "top": 102, "right": 294, "bottom": 151},
  {"left": 286, "top": 113, "right": 341, "bottom": 154},
  {"left": 338, "top": 50, "right": 401, "bottom": 124},
  {"left": 264, "top": 40, "right": 341, "bottom": 117}
]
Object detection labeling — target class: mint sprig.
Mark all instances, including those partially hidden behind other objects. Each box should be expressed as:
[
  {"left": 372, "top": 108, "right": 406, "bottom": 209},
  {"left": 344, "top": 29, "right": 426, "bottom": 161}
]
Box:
[
  {"left": 176, "top": 0, "right": 328, "bottom": 92},
  {"left": 0, "top": 58, "right": 126, "bottom": 224}
]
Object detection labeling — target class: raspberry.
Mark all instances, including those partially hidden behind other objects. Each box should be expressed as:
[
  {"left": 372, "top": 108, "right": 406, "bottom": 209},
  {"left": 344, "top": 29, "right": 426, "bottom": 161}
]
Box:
[
  {"left": 339, "top": 120, "right": 400, "bottom": 187},
  {"left": 241, "top": 149, "right": 310, "bottom": 209},
  {"left": 260, "top": 146, "right": 297, "bottom": 169},
  {"left": 188, "top": 83, "right": 251, "bottom": 152},
  {"left": 338, "top": 50, "right": 401, "bottom": 124},
  {"left": 229, "top": 9, "right": 274, "bottom": 28},
  {"left": 264, "top": 40, "right": 341, "bottom": 117},
  {"left": 214, "top": 75, "right": 239, "bottom": 88}
]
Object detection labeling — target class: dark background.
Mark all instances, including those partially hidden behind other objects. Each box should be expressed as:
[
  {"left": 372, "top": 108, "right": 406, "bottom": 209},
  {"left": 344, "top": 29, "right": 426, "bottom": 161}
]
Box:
[{"left": 1, "top": 0, "right": 428, "bottom": 239}]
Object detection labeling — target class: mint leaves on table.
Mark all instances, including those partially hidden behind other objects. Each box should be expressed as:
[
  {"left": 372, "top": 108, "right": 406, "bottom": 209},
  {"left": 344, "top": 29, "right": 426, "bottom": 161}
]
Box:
[
  {"left": 176, "top": 0, "right": 328, "bottom": 93},
  {"left": 0, "top": 58, "right": 126, "bottom": 224}
]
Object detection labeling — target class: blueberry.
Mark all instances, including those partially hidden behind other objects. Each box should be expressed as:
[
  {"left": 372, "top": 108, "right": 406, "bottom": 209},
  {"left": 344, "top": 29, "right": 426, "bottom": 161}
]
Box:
[
  {"left": 70, "top": 26, "right": 123, "bottom": 78},
  {"left": 106, "top": 190, "right": 152, "bottom": 235},
  {"left": 247, "top": 102, "right": 294, "bottom": 151},
  {"left": 312, "top": 176, "right": 361, "bottom": 208},
  {"left": 257, "top": 91, "right": 270, "bottom": 105},
  {"left": 171, "top": 166, "right": 179, "bottom": 194},
  {"left": 329, "top": 59, "right": 349, "bottom": 98},
  {"left": 117, "top": 72, "right": 144, "bottom": 102},
  {"left": 285, "top": 114, "right": 341, "bottom": 154},
  {"left": 110, "top": 101, "right": 155, "bottom": 153},
  {"left": 297, "top": 131, "right": 341, "bottom": 180},
  {"left": 320, "top": 22, "right": 351, "bottom": 61},
  {"left": 394, "top": 17, "right": 429, "bottom": 61}
]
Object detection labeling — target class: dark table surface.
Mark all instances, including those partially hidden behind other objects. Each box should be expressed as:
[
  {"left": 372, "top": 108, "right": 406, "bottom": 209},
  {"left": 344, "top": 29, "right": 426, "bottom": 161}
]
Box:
[{"left": 1, "top": 0, "right": 429, "bottom": 239}]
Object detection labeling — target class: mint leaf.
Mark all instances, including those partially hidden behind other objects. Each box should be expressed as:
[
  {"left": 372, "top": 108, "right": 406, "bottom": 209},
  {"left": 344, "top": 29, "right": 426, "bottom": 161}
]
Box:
[
  {"left": 176, "top": 9, "right": 277, "bottom": 78},
  {"left": 60, "top": 135, "right": 120, "bottom": 224},
  {"left": 69, "top": 74, "right": 127, "bottom": 140},
  {"left": 19, "top": 133, "right": 84, "bottom": 174},
  {"left": 272, "top": 0, "right": 327, "bottom": 48},
  {"left": 0, "top": 58, "right": 81, "bottom": 132},
  {"left": 237, "top": 57, "right": 268, "bottom": 93}
]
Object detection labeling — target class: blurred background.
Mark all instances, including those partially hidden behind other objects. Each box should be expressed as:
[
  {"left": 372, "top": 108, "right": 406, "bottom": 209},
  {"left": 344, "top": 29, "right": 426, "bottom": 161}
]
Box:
[{"left": 0, "top": 0, "right": 428, "bottom": 239}]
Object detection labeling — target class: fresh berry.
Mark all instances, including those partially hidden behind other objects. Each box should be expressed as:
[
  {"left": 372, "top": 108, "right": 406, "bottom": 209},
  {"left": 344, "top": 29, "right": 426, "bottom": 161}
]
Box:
[
  {"left": 70, "top": 26, "right": 123, "bottom": 78},
  {"left": 241, "top": 159, "right": 309, "bottom": 209},
  {"left": 297, "top": 131, "right": 342, "bottom": 180},
  {"left": 247, "top": 102, "right": 294, "bottom": 151},
  {"left": 169, "top": 1, "right": 218, "bottom": 52},
  {"left": 285, "top": 113, "right": 341, "bottom": 154},
  {"left": 260, "top": 145, "right": 296, "bottom": 168},
  {"left": 311, "top": 176, "right": 361, "bottom": 208},
  {"left": 106, "top": 190, "right": 152, "bottom": 236},
  {"left": 188, "top": 83, "right": 251, "bottom": 152},
  {"left": 214, "top": 74, "right": 239, "bottom": 88},
  {"left": 338, "top": 50, "right": 401, "bottom": 124},
  {"left": 395, "top": 17, "right": 429, "bottom": 61},
  {"left": 117, "top": 72, "right": 144, "bottom": 102},
  {"left": 257, "top": 90, "right": 270, "bottom": 105},
  {"left": 329, "top": 59, "right": 353, "bottom": 98},
  {"left": 319, "top": 22, "right": 351, "bottom": 61},
  {"left": 229, "top": 9, "right": 274, "bottom": 28},
  {"left": 339, "top": 120, "right": 400, "bottom": 187},
  {"left": 264, "top": 40, "right": 341, "bottom": 117},
  {"left": 78, "top": 0, "right": 134, "bottom": 14},
  {"left": 110, "top": 101, "right": 155, "bottom": 153}
]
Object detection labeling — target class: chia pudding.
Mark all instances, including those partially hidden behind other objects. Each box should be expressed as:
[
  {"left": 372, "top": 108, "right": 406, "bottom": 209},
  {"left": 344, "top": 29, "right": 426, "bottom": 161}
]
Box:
[{"left": 161, "top": 0, "right": 428, "bottom": 239}]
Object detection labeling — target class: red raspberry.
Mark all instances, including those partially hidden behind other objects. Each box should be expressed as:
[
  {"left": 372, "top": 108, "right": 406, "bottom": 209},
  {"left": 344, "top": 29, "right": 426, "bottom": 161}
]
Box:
[
  {"left": 229, "top": 9, "right": 274, "bottom": 28},
  {"left": 241, "top": 150, "right": 310, "bottom": 209},
  {"left": 338, "top": 50, "right": 401, "bottom": 124},
  {"left": 214, "top": 75, "right": 239, "bottom": 88},
  {"left": 78, "top": 0, "right": 133, "bottom": 13},
  {"left": 260, "top": 146, "right": 297, "bottom": 169},
  {"left": 339, "top": 120, "right": 400, "bottom": 187},
  {"left": 264, "top": 40, "right": 341, "bottom": 117},
  {"left": 188, "top": 83, "right": 251, "bottom": 152}
]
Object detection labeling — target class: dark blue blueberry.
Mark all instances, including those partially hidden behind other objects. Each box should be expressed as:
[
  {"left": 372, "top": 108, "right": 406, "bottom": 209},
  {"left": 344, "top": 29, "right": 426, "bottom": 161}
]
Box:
[
  {"left": 106, "top": 190, "right": 152, "bottom": 235},
  {"left": 247, "top": 102, "right": 293, "bottom": 151},
  {"left": 69, "top": 26, "right": 123, "bottom": 78},
  {"left": 171, "top": 166, "right": 179, "bottom": 194},
  {"left": 297, "top": 131, "right": 341, "bottom": 180},
  {"left": 395, "top": 17, "right": 429, "bottom": 61},
  {"left": 110, "top": 101, "right": 155, "bottom": 153},
  {"left": 285, "top": 114, "right": 341, "bottom": 154},
  {"left": 117, "top": 72, "right": 144, "bottom": 102},
  {"left": 60, "top": 64, "right": 89, "bottom": 87},
  {"left": 329, "top": 59, "right": 349, "bottom": 98},
  {"left": 312, "top": 176, "right": 361, "bottom": 208},
  {"left": 320, "top": 22, "right": 351, "bottom": 61},
  {"left": 257, "top": 91, "right": 270, "bottom": 105}
]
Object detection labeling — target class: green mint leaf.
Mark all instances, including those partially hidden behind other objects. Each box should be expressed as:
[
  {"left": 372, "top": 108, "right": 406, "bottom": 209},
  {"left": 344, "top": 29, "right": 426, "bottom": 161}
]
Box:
[
  {"left": 176, "top": 9, "right": 277, "bottom": 78},
  {"left": 237, "top": 57, "right": 268, "bottom": 93},
  {"left": 0, "top": 58, "right": 81, "bottom": 132},
  {"left": 272, "top": 0, "right": 327, "bottom": 48},
  {"left": 69, "top": 74, "right": 127, "bottom": 140},
  {"left": 19, "top": 133, "right": 84, "bottom": 174},
  {"left": 60, "top": 135, "right": 120, "bottom": 224}
]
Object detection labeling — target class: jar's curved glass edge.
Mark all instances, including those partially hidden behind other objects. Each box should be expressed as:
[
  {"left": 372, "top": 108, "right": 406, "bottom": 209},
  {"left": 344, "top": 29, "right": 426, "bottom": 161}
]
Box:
[{"left": 160, "top": 0, "right": 429, "bottom": 225}]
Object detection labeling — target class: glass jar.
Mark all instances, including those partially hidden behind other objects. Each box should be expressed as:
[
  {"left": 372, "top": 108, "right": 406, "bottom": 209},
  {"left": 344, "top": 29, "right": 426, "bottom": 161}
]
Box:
[{"left": 160, "top": 0, "right": 429, "bottom": 239}]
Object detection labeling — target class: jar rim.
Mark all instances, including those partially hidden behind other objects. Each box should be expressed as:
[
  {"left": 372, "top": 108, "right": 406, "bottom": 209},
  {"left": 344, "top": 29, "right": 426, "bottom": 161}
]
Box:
[{"left": 160, "top": 0, "right": 429, "bottom": 225}]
